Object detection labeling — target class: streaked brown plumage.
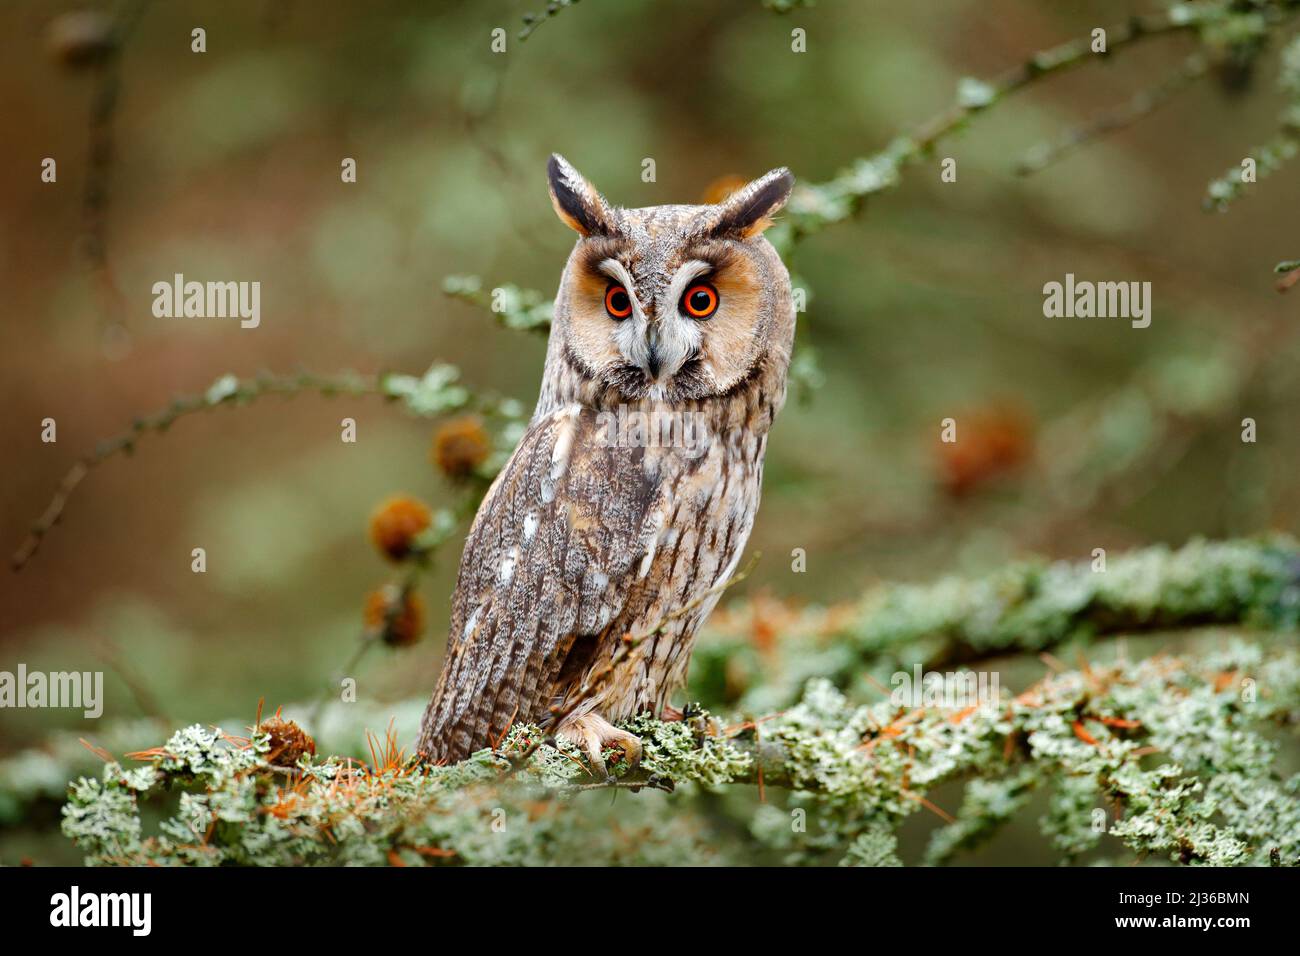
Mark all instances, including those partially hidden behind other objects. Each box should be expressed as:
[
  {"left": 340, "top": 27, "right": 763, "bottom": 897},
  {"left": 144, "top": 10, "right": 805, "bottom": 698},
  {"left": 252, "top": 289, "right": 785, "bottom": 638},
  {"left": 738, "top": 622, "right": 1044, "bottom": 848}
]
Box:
[{"left": 417, "top": 155, "right": 795, "bottom": 768}]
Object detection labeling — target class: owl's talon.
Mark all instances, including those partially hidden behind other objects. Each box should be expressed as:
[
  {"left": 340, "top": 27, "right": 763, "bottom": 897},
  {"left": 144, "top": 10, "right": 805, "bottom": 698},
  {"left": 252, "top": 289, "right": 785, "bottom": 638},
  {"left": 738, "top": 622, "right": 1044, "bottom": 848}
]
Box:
[
  {"left": 557, "top": 711, "right": 642, "bottom": 777},
  {"left": 612, "top": 731, "right": 643, "bottom": 770}
]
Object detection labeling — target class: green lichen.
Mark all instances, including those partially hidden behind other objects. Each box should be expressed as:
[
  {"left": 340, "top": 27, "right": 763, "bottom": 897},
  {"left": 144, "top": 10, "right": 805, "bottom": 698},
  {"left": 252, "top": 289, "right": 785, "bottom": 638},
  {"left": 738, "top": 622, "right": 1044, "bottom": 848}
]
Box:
[
  {"left": 53, "top": 640, "right": 1300, "bottom": 866},
  {"left": 691, "top": 534, "right": 1300, "bottom": 711},
  {"left": 24, "top": 534, "right": 1300, "bottom": 867},
  {"left": 442, "top": 275, "right": 553, "bottom": 334}
]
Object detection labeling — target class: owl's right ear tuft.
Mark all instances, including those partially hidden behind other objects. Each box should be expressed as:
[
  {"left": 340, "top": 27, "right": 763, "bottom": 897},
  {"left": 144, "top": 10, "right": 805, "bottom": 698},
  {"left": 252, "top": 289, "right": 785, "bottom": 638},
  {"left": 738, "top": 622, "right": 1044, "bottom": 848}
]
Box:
[
  {"left": 547, "top": 154, "right": 612, "bottom": 236},
  {"left": 706, "top": 167, "right": 794, "bottom": 239}
]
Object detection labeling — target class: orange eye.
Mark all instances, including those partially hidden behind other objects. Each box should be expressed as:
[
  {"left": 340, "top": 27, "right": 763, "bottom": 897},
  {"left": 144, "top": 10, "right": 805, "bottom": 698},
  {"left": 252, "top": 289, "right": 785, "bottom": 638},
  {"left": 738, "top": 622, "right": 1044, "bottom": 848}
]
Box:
[
  {"left": 605, "top": 284, "right": 633, "bottom": 320},
  {"left": 681, "top": 282, "right": 718, "bottom": 319}
]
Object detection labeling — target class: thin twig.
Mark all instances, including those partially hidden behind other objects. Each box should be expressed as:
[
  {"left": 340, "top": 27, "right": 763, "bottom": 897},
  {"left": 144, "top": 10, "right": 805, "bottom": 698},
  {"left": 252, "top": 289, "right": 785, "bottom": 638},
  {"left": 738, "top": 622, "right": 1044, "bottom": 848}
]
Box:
[
  {"left": 96, "top": 638, "right": 165, "bottom": 719},
  {"left": 12, "top": 370, "right": 382, "bottom": 570},
  {"left": 911, "top": 12, "right": 1199, "bottom": 152},
  {"left": 306, "top": 636, "right": 377, "bottom": 728},
  {"left": 1016, "top": 54, "right": 1210, "bottom": 176},
  {"left": 79, "top": 0, "right": 153, "bottom": 332},
  {"left": 518, "top": 0, "right": 579, "bottom": 41}
]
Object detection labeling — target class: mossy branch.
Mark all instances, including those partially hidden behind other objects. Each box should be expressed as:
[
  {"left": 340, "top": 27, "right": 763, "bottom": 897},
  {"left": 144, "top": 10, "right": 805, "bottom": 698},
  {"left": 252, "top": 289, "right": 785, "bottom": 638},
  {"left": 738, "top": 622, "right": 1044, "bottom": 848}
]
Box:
[
  {"left": 57, "top": 641, "right": 1300, "bottom": 866},
  {"left": 4, "top": 535, "right": 1293, "bottom": 865},
  {"left": 690, "top": 535, "right": 1300, "bottom": 711}
]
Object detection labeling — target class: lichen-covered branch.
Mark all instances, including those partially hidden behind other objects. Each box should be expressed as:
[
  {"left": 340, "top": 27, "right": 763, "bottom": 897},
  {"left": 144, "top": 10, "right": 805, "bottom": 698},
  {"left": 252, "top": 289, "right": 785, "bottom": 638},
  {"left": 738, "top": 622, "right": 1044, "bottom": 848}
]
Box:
[
  {"left": 7, "top": 534, "right": 1295, "bottom": 861},
  {"left": 1205, "top": 29, "right": 1300, "bottom": 209},
  {"left": 58, "top": 642, "right": 1300, "bottom": 866},
  {"left": 690, "top": 535, "right": 1300, "bottom": 711}
]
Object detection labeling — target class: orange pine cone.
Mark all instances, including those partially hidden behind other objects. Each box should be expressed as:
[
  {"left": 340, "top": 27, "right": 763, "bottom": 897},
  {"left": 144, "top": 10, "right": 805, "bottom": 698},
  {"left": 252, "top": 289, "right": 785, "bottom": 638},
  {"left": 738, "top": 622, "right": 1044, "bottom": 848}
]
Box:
[
  {"left": 431, "top": 416, "right": 491, "bottom": 482},
  {"left": 363, "top": 586, "right": 427, "bottom": 647},
  {"left": 369, "top": 495, "right": 432, "bottom": 561},
  {"left": 260, "top": 716, "right": 316, "bottom": 766}
]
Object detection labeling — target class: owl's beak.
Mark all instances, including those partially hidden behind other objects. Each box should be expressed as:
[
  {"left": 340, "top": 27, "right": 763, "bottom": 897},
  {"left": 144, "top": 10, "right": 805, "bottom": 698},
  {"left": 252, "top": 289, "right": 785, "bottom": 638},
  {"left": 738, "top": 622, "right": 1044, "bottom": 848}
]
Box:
[{"left": 645, "top": 326, "right": 662, "bottom": 380}]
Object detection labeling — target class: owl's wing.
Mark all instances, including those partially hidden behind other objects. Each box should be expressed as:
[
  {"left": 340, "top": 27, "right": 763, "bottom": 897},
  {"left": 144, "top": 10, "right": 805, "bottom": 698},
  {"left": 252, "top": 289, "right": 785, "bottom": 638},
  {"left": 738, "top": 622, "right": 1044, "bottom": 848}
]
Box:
[{"left": 417, "top": 405, "right": 662, "bottom": 762}]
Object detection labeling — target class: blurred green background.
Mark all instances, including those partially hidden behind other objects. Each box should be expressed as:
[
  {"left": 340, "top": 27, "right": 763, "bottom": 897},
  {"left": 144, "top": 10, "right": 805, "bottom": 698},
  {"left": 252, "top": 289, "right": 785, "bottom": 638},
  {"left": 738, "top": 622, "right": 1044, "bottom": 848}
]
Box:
[{"left": 2, "top": 0, "right": 1298, "bottom": 863}]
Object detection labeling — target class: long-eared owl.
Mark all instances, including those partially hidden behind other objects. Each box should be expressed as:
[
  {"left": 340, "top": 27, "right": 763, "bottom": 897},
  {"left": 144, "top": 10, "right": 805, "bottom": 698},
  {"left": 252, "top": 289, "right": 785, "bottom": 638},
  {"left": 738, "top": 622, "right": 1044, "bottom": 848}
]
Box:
[{"left": 417, "top": 155, "right": 795, "bottom": 770}]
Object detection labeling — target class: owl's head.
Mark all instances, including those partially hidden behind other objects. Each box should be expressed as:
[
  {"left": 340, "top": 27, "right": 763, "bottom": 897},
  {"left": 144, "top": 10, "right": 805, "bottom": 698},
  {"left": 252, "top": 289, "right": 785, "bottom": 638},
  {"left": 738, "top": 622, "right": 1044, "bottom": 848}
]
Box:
[{"left": 544, "top": 154, "right": 795, "bottom": 408}]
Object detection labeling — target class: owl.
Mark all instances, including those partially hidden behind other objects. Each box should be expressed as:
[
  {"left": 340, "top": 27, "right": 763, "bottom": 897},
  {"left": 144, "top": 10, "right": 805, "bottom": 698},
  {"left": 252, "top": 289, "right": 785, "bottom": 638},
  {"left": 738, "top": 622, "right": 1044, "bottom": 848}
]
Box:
[{"left": 416, "top": 154, "right": 795, "bottom": 772}]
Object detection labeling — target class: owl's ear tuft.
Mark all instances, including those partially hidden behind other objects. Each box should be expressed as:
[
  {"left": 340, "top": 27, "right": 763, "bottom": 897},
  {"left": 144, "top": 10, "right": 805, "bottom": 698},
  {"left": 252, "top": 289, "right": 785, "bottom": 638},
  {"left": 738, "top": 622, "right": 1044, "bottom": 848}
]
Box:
[
  {"left": 707, "top": 167, "right": 794, "bottom": 239},
  {"left": 547, "top": 154, "right": 612, "bottom": 237}
]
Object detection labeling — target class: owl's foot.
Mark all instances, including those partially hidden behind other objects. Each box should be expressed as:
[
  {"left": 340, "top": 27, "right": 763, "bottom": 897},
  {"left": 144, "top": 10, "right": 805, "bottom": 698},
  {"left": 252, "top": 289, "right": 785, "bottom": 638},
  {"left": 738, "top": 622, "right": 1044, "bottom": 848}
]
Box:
[{"left": 557, "top": 711, "right": 642, "bottom": 778}]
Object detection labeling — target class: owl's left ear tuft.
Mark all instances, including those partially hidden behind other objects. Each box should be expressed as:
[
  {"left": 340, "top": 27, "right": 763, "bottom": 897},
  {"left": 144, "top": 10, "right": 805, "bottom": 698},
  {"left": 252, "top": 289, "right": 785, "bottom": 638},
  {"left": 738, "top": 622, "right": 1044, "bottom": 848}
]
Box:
[
  {"left": 707, "top": 167, "right": 794, "bottom": 239},
  {"left": 547, "top": 154, "right": 613, "bottom": 237}
]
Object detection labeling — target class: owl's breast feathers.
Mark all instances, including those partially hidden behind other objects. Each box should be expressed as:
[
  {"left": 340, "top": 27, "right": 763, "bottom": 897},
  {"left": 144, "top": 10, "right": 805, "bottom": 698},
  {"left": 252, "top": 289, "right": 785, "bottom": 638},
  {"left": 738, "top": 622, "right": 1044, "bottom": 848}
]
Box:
[{"left": 417, "top": 394, "right": 774, "bottom": 764}]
